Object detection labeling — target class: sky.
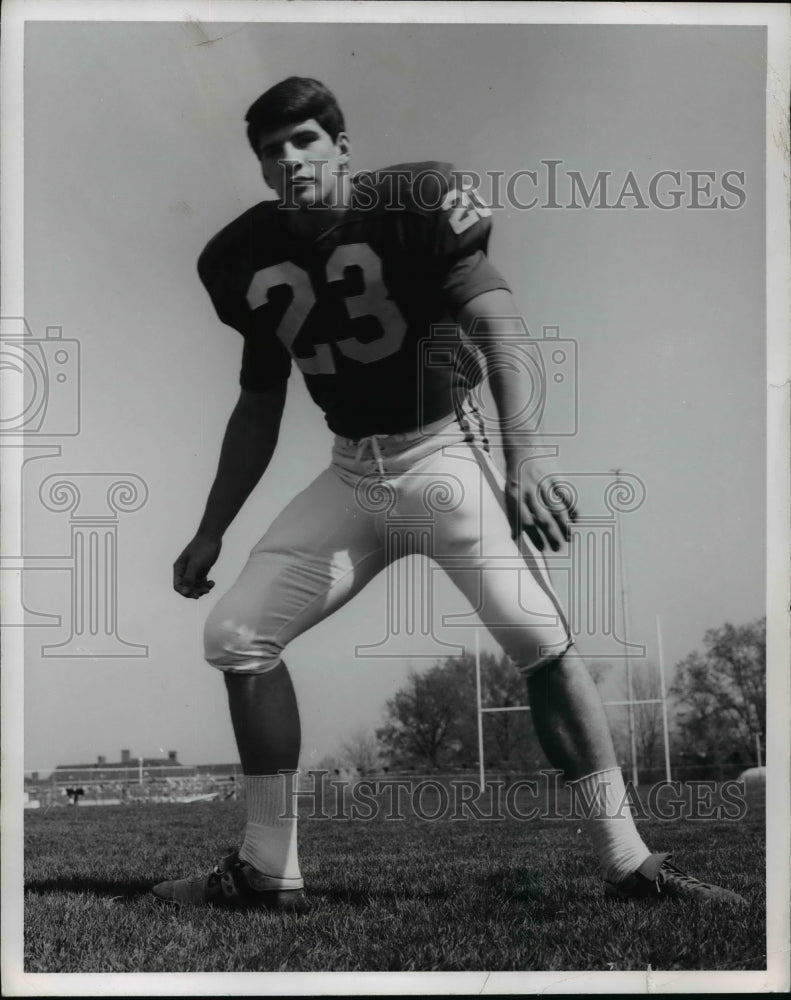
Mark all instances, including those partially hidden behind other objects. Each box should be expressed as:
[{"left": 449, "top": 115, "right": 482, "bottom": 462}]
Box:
[{"left": 12, "top": 17, "right": 769, "bottom": 773}]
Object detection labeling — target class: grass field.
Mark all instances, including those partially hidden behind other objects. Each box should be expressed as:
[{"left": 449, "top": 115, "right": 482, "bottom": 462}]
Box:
[{"left": 23, "top": 781, "right": 766, "bottom": 974}]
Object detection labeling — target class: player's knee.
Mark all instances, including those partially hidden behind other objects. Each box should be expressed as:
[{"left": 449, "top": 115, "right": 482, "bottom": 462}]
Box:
[
  {"left": 514, "top": 635, "right": 575, "bottom": 679},
  {"left": 203, "top": 609, "right": 283, "bottom": 674}
]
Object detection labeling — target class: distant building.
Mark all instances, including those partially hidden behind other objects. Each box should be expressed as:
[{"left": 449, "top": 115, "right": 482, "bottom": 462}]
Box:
[
  {"left": 54, "top": 748, "right": 191, "bottom": 783},
  {"left": 40, "top": 749, "right": 244, "bottom": 785}
]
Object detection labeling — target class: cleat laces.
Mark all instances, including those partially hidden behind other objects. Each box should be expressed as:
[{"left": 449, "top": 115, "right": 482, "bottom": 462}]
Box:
[
  {"left": 605, "top": 851, "right": 746, "bottom": 904},
  {"left": 657, "top": 860, "right": 711, "bottom": 894}
]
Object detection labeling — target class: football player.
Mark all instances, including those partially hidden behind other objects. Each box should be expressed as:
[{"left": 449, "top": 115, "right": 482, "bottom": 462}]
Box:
[{"left": 155, "top": 77, "right": 744, "bottom": 908}]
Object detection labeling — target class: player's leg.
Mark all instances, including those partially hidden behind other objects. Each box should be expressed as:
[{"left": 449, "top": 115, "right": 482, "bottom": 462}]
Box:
[
  {"left": 418, "top": 439, "right": 627, "bottom": 878},
  {"left": 153, "top": 466, "right": 385, "bottom": 907},
  {"left": 524, "top": 648, "right": 616, "bottom": 780},
  {"left": 521, "top": 647, "right": 655, "bottom": 886},
  {"left": 417, "top": 434, "right": 745, "bottom": 901},
  {"left": 224, "top": 666, "right": 300, "bottom": 774}
]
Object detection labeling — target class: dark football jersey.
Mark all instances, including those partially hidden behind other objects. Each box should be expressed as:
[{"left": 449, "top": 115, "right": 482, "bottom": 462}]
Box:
[{"left": 198, "top": 161, "right": 510, "bottom": 437}]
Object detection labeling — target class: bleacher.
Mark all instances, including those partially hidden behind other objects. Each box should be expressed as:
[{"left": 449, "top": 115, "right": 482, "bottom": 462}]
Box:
[{"left": 25, "top": 749, "right": 243, "bottom": 807}]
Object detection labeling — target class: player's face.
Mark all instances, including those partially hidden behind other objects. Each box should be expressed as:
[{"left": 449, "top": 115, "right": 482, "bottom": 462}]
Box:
[{"left": 256, "top": 118, "right": 351, "bottom": 208}]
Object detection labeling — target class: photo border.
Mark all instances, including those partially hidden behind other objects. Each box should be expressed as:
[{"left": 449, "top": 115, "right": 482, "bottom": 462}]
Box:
[{"left": 2, "top": 1, "right": 788, "bottom": 995}]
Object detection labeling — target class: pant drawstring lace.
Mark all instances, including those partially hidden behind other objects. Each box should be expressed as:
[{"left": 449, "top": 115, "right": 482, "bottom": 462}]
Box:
[{"left": 354, "top": 434, "right": 387, "bottom": 479}]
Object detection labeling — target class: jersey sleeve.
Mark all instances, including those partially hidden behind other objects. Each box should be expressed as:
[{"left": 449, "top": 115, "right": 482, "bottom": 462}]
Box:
[
  {"left": 409, "top": 163, "right": 512, "bottom": 311},
  {"left": 197, "top": 231, "right": 292, "bottom": 393},
  {"left": 439, "top": 249, "right": 511, "bottom": 312}
]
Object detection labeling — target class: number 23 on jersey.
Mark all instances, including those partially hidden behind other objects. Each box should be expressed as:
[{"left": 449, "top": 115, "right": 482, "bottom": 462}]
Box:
[{"left": 245, "top": 243, "right": 407, "bottom": 375}]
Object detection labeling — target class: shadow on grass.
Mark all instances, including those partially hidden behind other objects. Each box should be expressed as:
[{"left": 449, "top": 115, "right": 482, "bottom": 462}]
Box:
[
  {"left": 25, "top": 876, "right": 154, "bottom": 899},
  {"left": 25, "top": 879, "right": 456, "bottom": 907},
  {"left": 25, "top": 872, "right": 555, "bottom": 909}
]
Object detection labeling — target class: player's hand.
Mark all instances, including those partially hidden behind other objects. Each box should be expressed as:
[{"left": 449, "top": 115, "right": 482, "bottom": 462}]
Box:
[
  {"left": 173, "top": 533, "right": 221, "bottom": 599},
  {"left": 504, "top": 461, "right": 578, "bottom": 552}
]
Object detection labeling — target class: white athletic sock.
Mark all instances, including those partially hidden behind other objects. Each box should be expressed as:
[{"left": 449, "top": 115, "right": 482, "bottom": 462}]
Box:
[
  {"left": 238, "top": 772, "right": 302, "bottom": 885},
  {"left": 567, "top": 767, "right": 651, "bottom": 884}
]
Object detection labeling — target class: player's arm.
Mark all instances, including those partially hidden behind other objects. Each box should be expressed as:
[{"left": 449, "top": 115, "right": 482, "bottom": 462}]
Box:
[
  {"left": 419, "top": 163, "right": 572, "bottom": 548},
  {"left": 173, "top": 383, "right": 287, "bottom": 598},
  {"left": 455, "top": 288, "right": 576, "bottom": 552}
]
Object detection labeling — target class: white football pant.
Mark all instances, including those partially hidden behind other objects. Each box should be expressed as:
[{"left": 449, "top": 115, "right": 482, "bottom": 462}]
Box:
[{"left": 204, "top": 413, "right": 572, "bottom": 676}]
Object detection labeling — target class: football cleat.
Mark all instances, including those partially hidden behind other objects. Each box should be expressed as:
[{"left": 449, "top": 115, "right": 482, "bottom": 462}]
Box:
[
  {"left": 605, "top": 852, "right": 747, "bottom": 904},
  {"left": 151, "top": 849, "right": 306, "bottom": 910}
]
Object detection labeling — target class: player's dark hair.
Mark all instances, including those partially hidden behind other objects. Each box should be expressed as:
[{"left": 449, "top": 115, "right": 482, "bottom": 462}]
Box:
[{"left": 245, "top": 77, "right": 346, "bottom": 153}]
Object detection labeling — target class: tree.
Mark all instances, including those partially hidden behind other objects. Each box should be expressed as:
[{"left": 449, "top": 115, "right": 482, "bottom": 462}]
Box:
[
  {"left": 377, "top": 659, "right": 474, "bottom": 768},
  {"left": 630, "top": 663, "right": 664, "bottom": 772},
  {"left": 302, "top": 752, "right": 341, "bottom": 775},
  {"left": 337, "top": 727, "right": 382, "bottom": 775},
  {"left": 377, "top": 652, "right": 544, "bottom": 770},
  {"left": 475, "top": 651, "right": 543, "bottom": 769},
  {"left": 670, "top": 618, "right": 766, "bottom": 767},
  {"left": 603, "top": 660, "right": 666, "bottom": 772}
]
